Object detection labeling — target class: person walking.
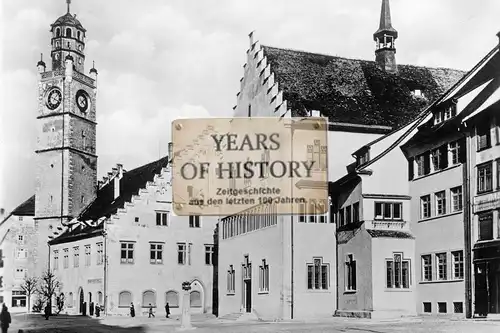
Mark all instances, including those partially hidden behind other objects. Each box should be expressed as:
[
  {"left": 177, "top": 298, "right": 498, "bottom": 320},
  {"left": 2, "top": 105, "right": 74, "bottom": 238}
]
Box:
[
  {"left": 130, "top": 302, "right": 135, "bottom": 318},
  {"left": 95, "top": 303, "right": 100, "bottom": 317},
  {"left": 0, "top": 304, "right": 11, "bottom": 333},
  {"left": 165, "top": 302, "right": 170, "bottom": 318},
  {"left": 148, "top": 303, "right": 155, "bottom": 318}
]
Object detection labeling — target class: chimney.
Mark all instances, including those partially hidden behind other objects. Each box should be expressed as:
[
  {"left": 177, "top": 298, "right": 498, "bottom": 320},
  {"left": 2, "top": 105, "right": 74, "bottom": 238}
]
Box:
[{"left": 114, "top": 164, "right": 124, "bottom": 200}]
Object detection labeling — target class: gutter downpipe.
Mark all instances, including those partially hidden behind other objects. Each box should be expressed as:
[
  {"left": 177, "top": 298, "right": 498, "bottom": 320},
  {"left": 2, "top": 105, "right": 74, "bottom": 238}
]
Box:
[
  {"left": 462, "top": 125, "right": 473, "bottom": 319},
  {"left": 103, "top": 218, "right": 108, "bottom": 316}
]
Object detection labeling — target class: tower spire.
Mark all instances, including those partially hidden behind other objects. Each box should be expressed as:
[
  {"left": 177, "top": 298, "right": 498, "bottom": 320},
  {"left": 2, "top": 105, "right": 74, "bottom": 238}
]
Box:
[
  {"left": 67, "top": 0, "right": 71, "bottom": 14},
  {"left": 373, "top": 0, "right": 398, "bottom": 74}
]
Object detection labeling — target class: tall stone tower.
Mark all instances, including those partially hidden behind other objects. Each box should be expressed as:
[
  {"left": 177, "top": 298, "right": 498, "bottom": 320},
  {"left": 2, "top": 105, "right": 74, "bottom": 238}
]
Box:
[
  {"left": 373, "top": 0, "right": 398, "bottom": 74},
  {"left": 34, "top": 0, "right": 98, "bottom": 270}
]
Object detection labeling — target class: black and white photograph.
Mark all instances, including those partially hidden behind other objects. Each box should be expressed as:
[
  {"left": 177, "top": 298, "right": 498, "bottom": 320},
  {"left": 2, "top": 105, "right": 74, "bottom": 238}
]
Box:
[{"left": 1, "top": 0, "right": 500, "bottom": 332}]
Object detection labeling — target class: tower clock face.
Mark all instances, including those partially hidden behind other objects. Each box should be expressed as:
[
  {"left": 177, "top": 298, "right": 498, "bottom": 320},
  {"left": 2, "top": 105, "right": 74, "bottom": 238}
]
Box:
[
  {"left": 76, "top": 90, "right": 89, "bottom": 113},
  {"left": 46, "top": 88, "right": 62, "bottom": 110}
]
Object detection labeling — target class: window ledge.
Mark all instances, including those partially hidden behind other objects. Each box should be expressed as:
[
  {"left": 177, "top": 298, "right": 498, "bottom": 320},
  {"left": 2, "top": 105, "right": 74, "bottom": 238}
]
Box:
[
  {"left": 419, "top": 279, "right": 464, "bottom": 285},
  {"left": 226, "top": 292, "right": 235, "bottom": 296},
  {"left": 418, "top": 210, "right": 462, "bottom": 223},
  {"left": 307, "top": 289, "right": 331, "bottom": 293},
  {"left": 258, "top": 291, "right": 269, "bottom": 295},
  {"left": 344, "top": 290, "right": 357, "bottom": 294},
  {"left": 413, "top": 163, "right": 462, "bottom": 181},
  {"left": 384, "top": 288, "right": 411, "bottom": 292}
]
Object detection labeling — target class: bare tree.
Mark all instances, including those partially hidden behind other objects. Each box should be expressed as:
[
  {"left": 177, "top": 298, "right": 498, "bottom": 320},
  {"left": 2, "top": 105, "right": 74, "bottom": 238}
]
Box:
[
  {"left": 36, "top": 269, "right": 62, "bottom": 316},
  {"left": 20, "top": 276, "right": 38, "bottom": 313}
]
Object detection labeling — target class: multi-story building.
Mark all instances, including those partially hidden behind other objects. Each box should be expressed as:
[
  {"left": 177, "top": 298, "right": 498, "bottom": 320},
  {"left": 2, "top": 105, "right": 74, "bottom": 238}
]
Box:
[
  {"left": 49, "top": 159, "right": 218, "bottom": 317},
  {"left": 0, "top": 196, "right": 36, "bottom": 312},
  {"left": 218, "top": 0, "right": 465, "bottom": 321},
  {"left": 401, "top": 35, "right": 500, "bottom": 318},
  {"left": 460, "top": 42, "right": 500, "bottom": 317}
]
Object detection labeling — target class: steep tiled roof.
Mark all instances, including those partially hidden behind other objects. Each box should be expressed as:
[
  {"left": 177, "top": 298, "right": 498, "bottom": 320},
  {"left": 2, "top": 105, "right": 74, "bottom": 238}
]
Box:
[
  {"left": 366, "top": 229, "right": 414, "bottom": 239},
  {"left": 11, "top": 195, "right": 35, "bottom": 216},
  {"left": 78, "top": 156, "right": 169, "bottom": 222},
  {"left": 262, "top": 46, "right": 466, "bottom": 129},
  {"left": 48, "top": 223, "right": 103, "bottom": 245}
]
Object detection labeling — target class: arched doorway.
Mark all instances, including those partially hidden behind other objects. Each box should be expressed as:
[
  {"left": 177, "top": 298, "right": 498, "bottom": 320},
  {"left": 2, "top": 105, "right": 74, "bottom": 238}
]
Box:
[
  {"left": 189, "top": 280, "right": 205, "bottom": 314},
  {"left": 79, "top": 288, "right": 84, "bottom": 314}
]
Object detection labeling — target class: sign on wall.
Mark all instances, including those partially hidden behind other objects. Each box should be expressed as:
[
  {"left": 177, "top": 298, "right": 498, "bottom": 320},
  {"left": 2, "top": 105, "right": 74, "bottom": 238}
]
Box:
[{"left": 171, "top": 117, "right": 328, "bottom": 216}]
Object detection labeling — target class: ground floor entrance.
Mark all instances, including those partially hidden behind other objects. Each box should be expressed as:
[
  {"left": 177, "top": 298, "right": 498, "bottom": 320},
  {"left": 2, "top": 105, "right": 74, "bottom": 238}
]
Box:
[{"left": 473, "top": 241, "right": 500, "bottom": 316}]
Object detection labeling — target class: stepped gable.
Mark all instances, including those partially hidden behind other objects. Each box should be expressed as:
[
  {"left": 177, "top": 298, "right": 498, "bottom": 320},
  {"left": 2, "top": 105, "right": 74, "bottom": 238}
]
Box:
[
  {"left": 262, "top": 46, "right": 466, "bottom": 129},
  {"left": 78, "top": 156, "right": 169, "bottom": 222}
]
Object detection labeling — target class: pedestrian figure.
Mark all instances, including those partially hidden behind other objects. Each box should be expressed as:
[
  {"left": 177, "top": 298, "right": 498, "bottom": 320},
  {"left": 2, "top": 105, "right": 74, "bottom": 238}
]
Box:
[
  {"left": 130, "top": 302, "right": 135, "bottom": 318},
  {"left": 0, "top": 304, "right": 11, "bottom": 333},
  {"left": 148, "top": 303, "right": 155, "bottom": 318},
  {"left": 95, "top": 303, "right": 100, "bottom": 317},
  {"left": 44, "top": 303, "right": 50, "bottom": 320},
  {"left": 165, "top": 302, "right": 170, "bottom": 318},
  {"left": 89, "top": 301, "right": 94, "bottom": 316}
]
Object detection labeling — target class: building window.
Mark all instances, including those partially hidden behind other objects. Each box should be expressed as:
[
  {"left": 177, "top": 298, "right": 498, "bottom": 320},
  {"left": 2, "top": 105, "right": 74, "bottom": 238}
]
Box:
[
  {"left": 259, "top": 259, "right": 269, "bottom": 292},
  {"left": 338, "top": 207, "right": 345, "bottom": 227},
  {"left": 165, "top": 291, "right": 179, "bottom": 308},
  {"left": 386, "top": 253, "right": 410, "bottom": 289},
  {"left": 156, "top": 211, "right": 168, "bottom": 226},
  {"left": 479, "top": 212, "right": 494, "bottom": 241},
  {"left": 374, "top": 202, "right": 402, "bottom": 220},
  {"left": 134, "top": 217, "right": 139, "bottom": 223},
  {"left": 416, "top": 153, "right": 430, "bottom": 176},
  {"left": 443, "top": 104, "right": 457, "bottom": 120},
  {"left": 423, "top": 302, "right": 431, "bottom": 313},
  {"left": 438, "top": 302, "right": 447, "bottom": 313},
  {"left": 178, "top": 243, "right": 187, "bottom": 265},
  {"left": 118, "top": 291, "right": 132, "bottom": 307},
  {"left": 497, "top": 159, "right": 500, "bottom": 189},
  {"left": 345, "top": 254, "right": 356, "bottom": 291},
  {"left": 449, "top": 141, "right": 460, "bottom": 165},
  {"left": 307, "top": 258, "right": 329, "bottom": 290},
  {"left": 73, "top": 246, "right": 80, "bottom": 268},
  {"left": 190, "top": 291, "right": 201, "bottom": 308},
  {"left": 97, "top": 242, "right": 103, "bottom": 265},
  {"left": 11, "top": 290, "right": 26, "bottom": 308},
  {"left": 307, "top": 140, "right": 327, "bottom": 171},
  {"left": 420, "top": 195, "right": 431, "bottom": 219},
  {"left": 17, "top": 235, "right": 24, "bottom": 244},
  {"left": 436, "top": 253, "right": 447, "bottom": 280},
  {"left": 352, "top": 202, "right": 360, "bottom": 222},
  {"left": 478, "top": 162, "right": 493, "bottom": 193},
  {"left": 15, "top": 268, "right": 26, "bottom": 280},
  {"left": 451, "top": 187, "right": 463, "bottom": 212},
  {"left": 345, "top": 205, "right": 352, "bottom": 224},
  {"left": 422, "top": 255, "right": 432, "bottom": 281},
  {"left": 454, "top": 302, "right": 463, "bottom": 313},
  {"left": 65, "top": 27, "right": 72, "bottom": 37},
  {"left": 85, "top": 245, "right": 91, "bottom": 266},
  {"left": 227, "top": 265, "right": 235, "bottom": 294},
  {"left": 67, "top": 292, "right": 74, "bottom": 308},
  {"left": 306, "top": 199, "right": 327, "bottom": 223},
  {"left": 435, "top": 191, "right": 446, "bottom": 216},
  {"left": 452, "top": 250, "right": 464, "bottom": 279},
  {"left": 431, "top": 148, "right": 442, "bottom": 171},
  {"left": 120, "top": 242, "right": 134, "bottom": 264},
  {"left": 15, "top": 248, "right": 28, "bottom": 259},
  {"left": 150, "top": 243, "right": 163, "bottom": 264},
  {"left": 53, "top": 250, "right": 59, "bottom": 270},
  {"left": 477, "top": 120, "right": 491, "bottom": 151},
  {"left": 189, "top": 215, "right": 200, "bottom": 228},
  {"left": 142, "top": 290, "right": 156, "bottom": 307},
  {"left": 205, "top": 245, "right": 214, "bottom": 265},
  {"left": 63, "top": 248, "right": 69, "bottom": 269}
]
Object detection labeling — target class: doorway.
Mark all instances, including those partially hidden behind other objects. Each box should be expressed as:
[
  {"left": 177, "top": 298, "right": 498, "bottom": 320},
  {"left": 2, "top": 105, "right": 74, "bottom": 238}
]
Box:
[
  {"left": 79, "top": 289, "right": 84, "bottom": 314},
  {"left": 488, "top": 261, "right": 500, "bottom": 314},
  {"left": 244, "top": 280, "right": 251, "bottom": 313}
]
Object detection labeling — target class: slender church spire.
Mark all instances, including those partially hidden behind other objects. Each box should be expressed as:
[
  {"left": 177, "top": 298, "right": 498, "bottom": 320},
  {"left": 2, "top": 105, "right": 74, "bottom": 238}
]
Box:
[{"left": 373, "top": 0, "right": 398, "bottom": 74}]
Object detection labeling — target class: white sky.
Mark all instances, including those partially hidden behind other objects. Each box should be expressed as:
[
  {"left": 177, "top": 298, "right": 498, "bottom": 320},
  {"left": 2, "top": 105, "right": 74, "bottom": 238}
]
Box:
[{"left": 0, "top": 0, "right": 499, "bottom": 213}]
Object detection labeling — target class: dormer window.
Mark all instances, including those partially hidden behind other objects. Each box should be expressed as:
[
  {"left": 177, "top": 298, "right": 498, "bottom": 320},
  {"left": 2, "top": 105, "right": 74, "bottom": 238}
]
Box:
[
  {"left": 444, "top": 104, "right": 457, "bottom": 120},
  {"left": 356, "top": 150, "right": 370, "bottom": 167},
  {"left": 413, "top": 89, "right": 422, "bottom": 97},
  {"left": 434, "top": 111, "right": 443, "bottom": 125},
  {"left": 310, "top": 110, "right": 321, "bottom": 117}
]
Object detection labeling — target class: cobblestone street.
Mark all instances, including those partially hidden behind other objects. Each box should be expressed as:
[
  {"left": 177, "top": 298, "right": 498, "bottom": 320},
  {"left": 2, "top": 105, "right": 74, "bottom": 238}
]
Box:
[{"left": 11, "top": 313, "right": 500, "bottom": 333}]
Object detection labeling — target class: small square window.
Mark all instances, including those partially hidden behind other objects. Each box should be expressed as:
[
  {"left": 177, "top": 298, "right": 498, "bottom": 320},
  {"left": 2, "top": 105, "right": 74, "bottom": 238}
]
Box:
[
  {"left": 453, "top": 302, "right": 463, "bottom": 313},
  {"left": 134, "top": 217, "right": 139, "bottom": 223},
  {"left": 423, "top": 302, "right": 431, "bottom": 313},
  {"left": 438, "top": 302, "right": 447, "bottom": 313}
]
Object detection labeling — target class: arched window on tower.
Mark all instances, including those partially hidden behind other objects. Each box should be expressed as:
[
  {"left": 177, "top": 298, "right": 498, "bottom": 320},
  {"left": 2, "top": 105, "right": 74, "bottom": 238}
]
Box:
[
  {"left": 77, "top": 31, "right": 81, "bottom": 40},
  {"left": 56, "top": 28, "right": 60, "bottom": 37},
  {"left": 66, "top": 28, "right": 72, "bottom": 37}
]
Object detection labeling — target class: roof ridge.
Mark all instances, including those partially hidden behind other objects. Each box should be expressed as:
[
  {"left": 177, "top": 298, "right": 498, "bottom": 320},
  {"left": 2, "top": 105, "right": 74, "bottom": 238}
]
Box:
[{"left": 261, "top": 44, "right": 467, "bottom": 73}]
